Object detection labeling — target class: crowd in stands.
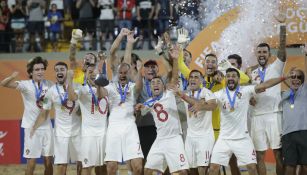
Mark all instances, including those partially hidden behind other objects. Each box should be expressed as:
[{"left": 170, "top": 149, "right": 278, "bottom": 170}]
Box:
[{"left": 0, "top": 0, "right": 201, "bottom": 53}]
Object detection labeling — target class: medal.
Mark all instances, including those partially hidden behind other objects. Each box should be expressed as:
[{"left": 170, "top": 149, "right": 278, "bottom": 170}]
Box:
[
  {"left": 230, "top": 107, "right": 235, "bottom": 112},
  {"left": 95, "top": 105, "right": 99, "bottom": 111},
  {"left": 226, "top": 86, "right": 240, "bottom": 113},
  {"left": 118, "top": 82, "right": 129, "bottom": 105},
  {"left": 290, "top": 104, "right": 294, "bottom": 109},
  {"left": 56, "top": 83, "right": 69, "bottom": 109},
  {"left": 32, "top": 80, "right": 44, "bottom": 108}
]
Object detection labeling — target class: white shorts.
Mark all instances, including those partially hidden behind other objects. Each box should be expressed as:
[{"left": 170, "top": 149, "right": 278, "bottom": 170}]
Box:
[
  {"left": 145, "top": 135, "right": 189, "bottom": 173},
  {"left": 23, "top": 128, "right": 54, "bottom": 158},
  {"left": 210, "top": 136, "right": 257, "bottom": 166},
  {"left": 105, "top": 122, "right": 143, "bottom": 162},
  {"left": 185, "top": 134, "right": 214, "bottom": 168},
  {"left": 80, "top": 135, "right": 106, "bottom": 168},
  {"left": 251, "top": 112, "right": 282, "bottom": 151},
  {"left": 54, "top": 135, "right": 81, "bottom": 164}
]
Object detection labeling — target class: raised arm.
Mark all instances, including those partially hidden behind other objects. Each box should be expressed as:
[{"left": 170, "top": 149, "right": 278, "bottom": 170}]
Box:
[
  {"left": 169, "top": 46, "right": 180, "bottom": 85},
  {"left": 69, "top": 29, "right": 83, "bottom": 69},
  {"left": 30, "top": 109, "right": 50, "bottom": 138},
  {"left": 134, "top": 65, "right": 143, "bottom": 97},
  {"left": 276, "top": 5, "right": 287, "bottom": 62},
  {"left": 67, "top": 70, "right": 78, "bottom": 101},
  {"left": 255, "top": 76, "right": 289, "bottom": 93},
  {"left": 123, "top": 32, "right": 138, "bottom": 65},
  {"left": 0, "top": 72, "right": 19, "bottom": 89},
  {"left": 110, "top": 28, "right": 130, "bottom": 72}
]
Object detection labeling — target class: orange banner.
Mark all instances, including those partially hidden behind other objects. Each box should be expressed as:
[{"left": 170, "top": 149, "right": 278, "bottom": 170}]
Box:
[{"left": 187, "top": 1, "right": 306, "bottom": 70}]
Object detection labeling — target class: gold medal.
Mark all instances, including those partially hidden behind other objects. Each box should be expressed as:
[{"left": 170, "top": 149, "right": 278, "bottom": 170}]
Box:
[
  {"left": 290, "top": 104, "right": 294, "bottom": 109},
  {"left": 230, "top": 107, "right": 235, "bottom": 112},
  {"left": 61, "top": 105, "right": 65, "bottom": 111},
  {"left": 95, "top": 105, "right": 99, "bottom": 111}
]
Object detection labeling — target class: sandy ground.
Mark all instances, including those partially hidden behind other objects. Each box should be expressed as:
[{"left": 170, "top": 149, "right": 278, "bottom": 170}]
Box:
[{"left": 0, "top": 164, "right": 277, "bottom": 175}]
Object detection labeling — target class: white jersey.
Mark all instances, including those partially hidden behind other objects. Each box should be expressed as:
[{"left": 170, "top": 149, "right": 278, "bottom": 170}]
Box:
[
  {"left": 16, "top": 80, "right": 53, "bottom": 129},
  {"left": 146, "top": 90, "right": 182, "bottom": 139},
  {"left": 214, "top": 86, "right": 256, "bottom": 139},
  {"left": 105, "top": 82, "right": 137, "bottom": 124},
  {"left": 43, "top": 83, "right": 81, "bottom": 137},
  {"left": 76, "top": 84, "right": 108, "bottom": 137},
  {"left": 184, "top": 88, "right": 215, "bottom": 137},
  {"left": 250, "top": 59, "right": 285, "bottom": 115}
]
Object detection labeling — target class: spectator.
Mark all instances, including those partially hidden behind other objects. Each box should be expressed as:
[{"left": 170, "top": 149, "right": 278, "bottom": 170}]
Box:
[
  {"left": 136, "top": 0, "right": 154, "bottom": 49},
  {"left": 0, "top": 0, "right": 10, "bottom": 52},
  {"left": 115, "top": 0, "right": 135, "bottom": 49},
  {"left": 76, "top": 0, "right": 96, "bottom": 50},
  {"left": 154, "top": 0, "right": 173, "bottom": 35},
  {"left": 47, "top": 3, "right": 63, "bottom": 52},
  {"left": 49, "top": 0, "right": 64, "bottom": 16},
  {"left": 10, "top": 0, "right": 26, "bottom": 52},
  {"left": 97, "top": 0, "right": 114, "bottom": 50},
  {"left": 27, "top": 0, "right": 46, "bottom": 52}
]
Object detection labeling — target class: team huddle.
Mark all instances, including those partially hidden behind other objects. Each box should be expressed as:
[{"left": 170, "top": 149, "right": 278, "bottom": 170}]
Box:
[{"left": 1, "top": 9, "right": 307, "bottom": 175}]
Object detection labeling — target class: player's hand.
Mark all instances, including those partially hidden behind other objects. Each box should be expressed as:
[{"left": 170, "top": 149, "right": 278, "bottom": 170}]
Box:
[
  {"left": 301, "top": 43, "right": 307, "bottom": 55},
  {"left": 98, "top": 51, "right": 107, "bottom": 61},
  {"left": 218, "top": 59, "right": 232, "bottom": 72},
  {"left": 188, "top": 102, "right": 202, "bottom": 114},
  {"left": 275, "top": 4, "right": 287, "bottom": 23},
  {"left": 119, "top": 28, "right": 130, "bottom": 36},
  {"left": 154, "top": 36, "right": 164, "bottom": 54},
  {"left": 177, "top": 28, "right": 190, "bottom": 44},
  {"left": 70, "top": 29, "right": 83, "bottom": 44},
  {"left": 249, "top": 97, "right": 257, "bottom": 106},
  {"left": 127, "top": 31, "right": 139, "bottom": 44},
  {"left": 166, "top": 83, "right": 178, "bottom": 92},
  {"left": 135, "top": 103, "right": 145, "bottom": 111}
]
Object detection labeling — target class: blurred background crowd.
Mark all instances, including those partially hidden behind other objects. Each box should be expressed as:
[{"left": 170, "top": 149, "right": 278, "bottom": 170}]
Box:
[{"left": 0, "top": 0, "right": 202, "bottom": 53}]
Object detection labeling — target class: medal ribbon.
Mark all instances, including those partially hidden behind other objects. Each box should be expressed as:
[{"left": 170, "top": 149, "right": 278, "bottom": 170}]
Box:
[
  {"left": 289, "top": 88, "right": 295, "bottom": 106},
  {"left": 257, "top": 67, "right": 266, "bottom": 83},
  {"left": 145, "top": 79, "right": 152, "bottom": 97},
  {"left": 88, "top": 83, "right": 98, "bottom": 106},
  {"left": 144, "top": 93, "right": 163, "bottom": 107},
  {"left": 180, "top": 73, "right": 188, "bottom": 90},
  {"left": 203, "top": 80, "right": 215, "bottom": 90},
  {"left": 118, "top": 82, "right": 130, "bottom": 103},
  {"left": 226, "top": 86, "right": 240, "bottom": 110},
  {"left": 56, "top": 83, "right": 68, "bottom": 105},
  {"left": 188, "top": 88, "right": 201, "bottom": 109},
  {"left": 102, "top": 62, "right": 107, "bottom": 75},
  {"left": 32, "top": 80, "right": 44, "bottom": 101}
]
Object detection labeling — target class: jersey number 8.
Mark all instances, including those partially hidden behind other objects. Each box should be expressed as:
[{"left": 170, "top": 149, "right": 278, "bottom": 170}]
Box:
[{"left": 153, "top": 103, "right": 168, "bottom": 122}]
